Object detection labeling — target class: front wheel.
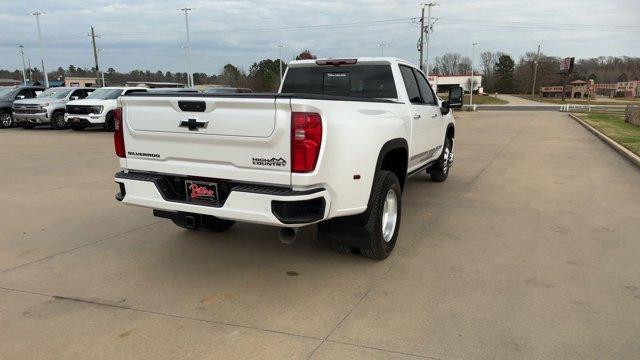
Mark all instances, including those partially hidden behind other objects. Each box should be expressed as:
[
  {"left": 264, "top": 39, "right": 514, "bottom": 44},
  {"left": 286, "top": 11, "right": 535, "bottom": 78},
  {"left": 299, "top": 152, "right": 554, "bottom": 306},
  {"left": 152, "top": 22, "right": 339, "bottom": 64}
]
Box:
[
  {"left": 50, "top": 111, "right": 67, "bottom": 130},
  {"left": 428, "top": 137, "right": 453, "bottom": 182},
  {"left": 103, "top": 112, "right": 115, "bottom": 131},
  {"left": 0, "top": 111, "right": 13, "bottom": 128}
]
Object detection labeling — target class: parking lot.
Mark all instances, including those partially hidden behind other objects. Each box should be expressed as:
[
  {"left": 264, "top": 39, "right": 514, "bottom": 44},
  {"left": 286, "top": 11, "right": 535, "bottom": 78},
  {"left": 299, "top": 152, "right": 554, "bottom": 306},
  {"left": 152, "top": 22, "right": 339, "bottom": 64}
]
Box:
[{"left": 1, "top": 111, "right": 639, "bottom": 359}]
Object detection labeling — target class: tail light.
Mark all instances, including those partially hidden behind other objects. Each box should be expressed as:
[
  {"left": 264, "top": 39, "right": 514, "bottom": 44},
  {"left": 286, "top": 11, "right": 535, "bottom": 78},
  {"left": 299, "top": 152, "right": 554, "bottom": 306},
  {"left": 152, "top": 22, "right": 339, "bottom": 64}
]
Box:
[
  {"left": 113, "top": 107, "right": 125, "bottom": 158},
  {"left": 291, "top": 112, "right": 322, "bottom": 173}
]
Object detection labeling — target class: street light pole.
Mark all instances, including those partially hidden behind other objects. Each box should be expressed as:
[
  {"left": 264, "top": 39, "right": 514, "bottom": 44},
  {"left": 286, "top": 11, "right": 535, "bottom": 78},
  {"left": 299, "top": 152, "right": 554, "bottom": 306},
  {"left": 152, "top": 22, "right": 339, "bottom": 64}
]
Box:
[
  {"left": 178, "top": 7, "right": 195, "bottom": 87},
  {"left": 277, "top": 44, "right": 285, "bottom": 86},
  {"left": 531, "top": 44, "right": 541, "bottom": 100},
  {"left": 378, "top": 43, "right": 388, "bottom": 56},
  {"left": 470, "top": 42, "right": 479, "bottom": 108},
  {"left": 97, "top": 49, "right": 105, "bottom": 86},
  {"left": 18, "top": 45, "right": 27, "bottom": 85},
  {"left": 30, "top": 12, "right": 49, "bottom": 87}
]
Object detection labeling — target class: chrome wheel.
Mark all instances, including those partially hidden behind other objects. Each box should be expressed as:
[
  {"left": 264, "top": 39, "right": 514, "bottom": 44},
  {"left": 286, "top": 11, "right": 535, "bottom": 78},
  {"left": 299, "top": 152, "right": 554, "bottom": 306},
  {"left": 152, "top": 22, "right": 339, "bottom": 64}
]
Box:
[
  {"left": 55, "top": 113, "right": 66, "bottom": 128},
  {"left": 381, "top": 189, "right": 398, "bottom": 243},
  {"left": 442, "top": 146, "right": 451, "bottom": 174},
  {"left": 0, "top": 113, "right": 12, "bottom": 127}
]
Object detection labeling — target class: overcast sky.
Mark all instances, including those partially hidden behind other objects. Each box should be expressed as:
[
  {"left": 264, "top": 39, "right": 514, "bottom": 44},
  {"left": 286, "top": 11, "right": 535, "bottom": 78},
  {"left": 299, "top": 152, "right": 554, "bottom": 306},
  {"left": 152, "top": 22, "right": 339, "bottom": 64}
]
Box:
[{"left": 1, "top": 0, "right": 638, "bottom": 74}]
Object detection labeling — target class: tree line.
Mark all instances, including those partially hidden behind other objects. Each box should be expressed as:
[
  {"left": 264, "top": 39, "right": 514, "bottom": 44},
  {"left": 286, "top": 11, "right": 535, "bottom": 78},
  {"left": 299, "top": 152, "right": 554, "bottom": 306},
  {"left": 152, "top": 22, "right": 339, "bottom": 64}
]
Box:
[
  {"left": 433, "top": 53, "right": 640, "bottom": 94},
  {"left": 2, "top": 50, "right": 637, "bottom": 95},
  {"left": 0, "top": 50, "right": 317, "bottom": 92}
]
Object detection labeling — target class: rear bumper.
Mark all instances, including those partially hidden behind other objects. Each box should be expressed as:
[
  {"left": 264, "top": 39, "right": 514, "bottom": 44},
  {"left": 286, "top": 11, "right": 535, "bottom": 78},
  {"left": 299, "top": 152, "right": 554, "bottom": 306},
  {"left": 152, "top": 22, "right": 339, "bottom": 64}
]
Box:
[
  {"left": 65, "top": 114, "right": 105, "bottom": 125},
  {"left": 114, "top": 171, "right": 330, "bottom": 227},
  {"left": 13, "top": 112, "right": 49, "bottom": 124}
]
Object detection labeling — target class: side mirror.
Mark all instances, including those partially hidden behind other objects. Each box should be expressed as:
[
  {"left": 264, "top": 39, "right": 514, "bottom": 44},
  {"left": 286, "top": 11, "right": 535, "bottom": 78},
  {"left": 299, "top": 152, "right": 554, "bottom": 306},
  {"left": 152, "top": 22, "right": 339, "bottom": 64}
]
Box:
[
  {"left": 448, "top": 86, "right": 463, "bottom": 108},
  {"left": 16, "top": 95, "right": 25, "bottom": 100}
]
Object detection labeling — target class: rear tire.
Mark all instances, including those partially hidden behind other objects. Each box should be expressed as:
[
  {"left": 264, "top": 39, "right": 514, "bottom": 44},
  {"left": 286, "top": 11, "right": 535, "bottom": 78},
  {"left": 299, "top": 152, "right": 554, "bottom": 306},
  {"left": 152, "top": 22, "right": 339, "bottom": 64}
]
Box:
[
  {"left": 50, "top": 111, "right": 67, "bottom": 130},
  {"left": 429, "top": 137, "right": 452, "bottom": 182},
  {"left": 0, "top": 110, "right": 13, "bottom": 128},
  {"left": 319, "top": 170, "right": 402, "bottom": 260}
]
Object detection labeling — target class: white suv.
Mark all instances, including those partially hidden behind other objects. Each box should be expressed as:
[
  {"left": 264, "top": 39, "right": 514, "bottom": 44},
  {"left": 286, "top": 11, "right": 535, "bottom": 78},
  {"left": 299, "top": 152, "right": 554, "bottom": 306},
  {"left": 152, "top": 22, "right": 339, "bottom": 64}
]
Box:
[{"left": 65, "top": 87, "right": 148, "bottom": 131}]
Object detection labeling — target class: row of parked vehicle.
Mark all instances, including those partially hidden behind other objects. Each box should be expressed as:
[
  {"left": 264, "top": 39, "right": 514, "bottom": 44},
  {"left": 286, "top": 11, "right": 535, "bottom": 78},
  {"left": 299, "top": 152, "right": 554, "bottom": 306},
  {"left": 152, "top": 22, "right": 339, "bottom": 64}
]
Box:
[{"left": 0, "top": 85, "right": 252, "bottom": 131}]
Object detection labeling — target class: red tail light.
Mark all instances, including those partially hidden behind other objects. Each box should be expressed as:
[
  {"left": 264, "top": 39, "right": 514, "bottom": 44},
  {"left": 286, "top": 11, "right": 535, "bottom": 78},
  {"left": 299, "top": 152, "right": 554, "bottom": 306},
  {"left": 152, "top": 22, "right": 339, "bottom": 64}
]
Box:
[
  {"left": 113, "top": 107, "right": 125, "bottom": 158},
  {"left": 291, "top": 112, "right": 322, "bottom": 173}
]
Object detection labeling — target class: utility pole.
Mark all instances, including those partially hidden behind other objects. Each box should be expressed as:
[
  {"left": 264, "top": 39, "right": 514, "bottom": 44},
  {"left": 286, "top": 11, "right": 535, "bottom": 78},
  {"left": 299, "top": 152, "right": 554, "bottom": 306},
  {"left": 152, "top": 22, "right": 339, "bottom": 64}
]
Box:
[
  {"left": 423, "top": 3, "right": 438, "bottom": 75},
  {"left": 30, "top": 12, "right": 49, "bottom": 87},
  {"left": 418, "top": 5, "right": 425, "bottom": 71},
  {"left": 470, "top": 42, "right": 479, "bottom": 108},
  {"left": 18, "top": 45, "right": 27, "bottom": 85},
  {"left": 530, "top": 44, "right": 541, "bottom": 100},
  {"left": 178, "top": 7, "right": 195, "bottom": 87},
  {"left": 378, "top": 43, "right": 388, "bottom": 56},
  {"left": 89, "top": 26, "right": 102, "bottom": 86},
  {"left": 277, "top": 44, "right": 285, "bottom": 85}
]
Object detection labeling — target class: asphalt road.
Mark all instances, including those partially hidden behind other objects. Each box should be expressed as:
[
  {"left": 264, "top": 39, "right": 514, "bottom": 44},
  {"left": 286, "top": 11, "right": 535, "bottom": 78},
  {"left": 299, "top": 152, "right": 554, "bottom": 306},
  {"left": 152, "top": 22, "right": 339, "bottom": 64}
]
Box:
[{"left": 1, "top": 111, "right": 639, "bottom": 359}]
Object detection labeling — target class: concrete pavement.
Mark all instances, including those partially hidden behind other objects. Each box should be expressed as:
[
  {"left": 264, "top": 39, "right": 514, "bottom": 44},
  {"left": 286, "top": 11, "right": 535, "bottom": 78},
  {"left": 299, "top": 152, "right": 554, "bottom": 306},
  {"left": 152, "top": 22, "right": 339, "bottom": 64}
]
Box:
[{"left": 1, "top": 112, "right": 639, "bottom": 359}]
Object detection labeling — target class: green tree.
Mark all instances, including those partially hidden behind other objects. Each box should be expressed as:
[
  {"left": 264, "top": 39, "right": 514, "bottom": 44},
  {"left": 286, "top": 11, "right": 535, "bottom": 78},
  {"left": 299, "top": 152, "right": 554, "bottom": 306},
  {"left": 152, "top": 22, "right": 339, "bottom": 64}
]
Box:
[
  {"left": 494, "top": 54, "right": 515, "bottom": 93},
  {"left": 248, "top": 59, "right": 286, "bottom": 91},
  {"left": 295, "top": 50, "right": 317, "bottom": 60}
]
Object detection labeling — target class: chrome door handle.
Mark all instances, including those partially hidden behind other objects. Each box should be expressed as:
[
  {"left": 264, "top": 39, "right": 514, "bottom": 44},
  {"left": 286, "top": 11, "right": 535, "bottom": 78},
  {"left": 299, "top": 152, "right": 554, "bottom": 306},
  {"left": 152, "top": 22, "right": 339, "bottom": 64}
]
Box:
[
  {"left": 412, "top": 114, "right": 421, "bottom": 120},
  {"left": 431, "top": 113, "right": 438, "bottom": 118}
]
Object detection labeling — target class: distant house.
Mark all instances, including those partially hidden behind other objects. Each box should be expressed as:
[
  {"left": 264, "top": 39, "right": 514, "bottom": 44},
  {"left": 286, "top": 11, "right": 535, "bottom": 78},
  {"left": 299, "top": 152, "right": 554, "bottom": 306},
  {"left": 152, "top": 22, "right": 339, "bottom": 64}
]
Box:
[{"left": 64, "top": 77, "right": 98, "bottom": 87}]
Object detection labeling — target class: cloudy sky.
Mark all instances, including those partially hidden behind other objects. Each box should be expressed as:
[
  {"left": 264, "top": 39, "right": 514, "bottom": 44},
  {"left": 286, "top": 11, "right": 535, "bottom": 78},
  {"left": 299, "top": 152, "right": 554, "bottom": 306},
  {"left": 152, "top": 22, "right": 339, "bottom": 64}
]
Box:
[{"left": 1, "top": 0, "right": 638, "bottom": 74}]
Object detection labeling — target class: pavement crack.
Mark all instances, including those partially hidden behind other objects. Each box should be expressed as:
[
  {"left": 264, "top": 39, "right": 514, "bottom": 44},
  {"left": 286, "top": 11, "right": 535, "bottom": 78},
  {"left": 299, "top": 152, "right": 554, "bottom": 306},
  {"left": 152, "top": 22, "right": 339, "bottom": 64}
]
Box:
[{"left": 0, "top": 220, "right": 162, "bottom": 275}]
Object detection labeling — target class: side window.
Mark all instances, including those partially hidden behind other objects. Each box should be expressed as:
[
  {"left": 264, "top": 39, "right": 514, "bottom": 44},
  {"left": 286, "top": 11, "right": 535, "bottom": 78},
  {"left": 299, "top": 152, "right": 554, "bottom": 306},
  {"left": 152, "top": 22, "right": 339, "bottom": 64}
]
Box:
[
  {"left": 413, "top": 69, "right": 437, "bottom": 105},
  {"left": 124, "top": 89, "right": 147, "bottom": 95},
  {"left": 84, "top": 89, "right": 94, "bottom": 97},
  {"left": 399, "top": 66, "right": 422, "bottom": 104},
  {"left": 17, "top": 89, "right": 33, "bottom": 99},
  {"left": 71, "top": 89, "right": 84, "bottom": 99}
]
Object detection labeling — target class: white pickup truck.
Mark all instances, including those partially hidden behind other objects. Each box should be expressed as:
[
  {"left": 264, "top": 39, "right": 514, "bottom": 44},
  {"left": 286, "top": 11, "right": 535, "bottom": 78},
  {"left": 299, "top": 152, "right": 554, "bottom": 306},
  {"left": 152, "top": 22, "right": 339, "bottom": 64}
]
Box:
[{"left": 114, "top": 57, "right": 462, "bottom": 259}]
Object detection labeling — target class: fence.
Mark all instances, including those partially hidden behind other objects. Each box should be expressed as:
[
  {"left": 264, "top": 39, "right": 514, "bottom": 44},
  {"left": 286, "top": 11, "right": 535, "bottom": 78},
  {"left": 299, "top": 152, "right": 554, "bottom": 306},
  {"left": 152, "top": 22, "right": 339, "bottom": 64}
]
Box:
[{"left": 559, "top": 104, "right": 627, "bottom": 115}]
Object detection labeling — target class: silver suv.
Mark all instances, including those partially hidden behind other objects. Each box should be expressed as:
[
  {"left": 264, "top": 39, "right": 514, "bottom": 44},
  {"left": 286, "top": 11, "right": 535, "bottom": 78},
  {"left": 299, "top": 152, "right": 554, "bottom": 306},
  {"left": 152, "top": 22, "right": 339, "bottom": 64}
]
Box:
[{"left": 13, "top": 87, "right": 94, "bottom": 130}]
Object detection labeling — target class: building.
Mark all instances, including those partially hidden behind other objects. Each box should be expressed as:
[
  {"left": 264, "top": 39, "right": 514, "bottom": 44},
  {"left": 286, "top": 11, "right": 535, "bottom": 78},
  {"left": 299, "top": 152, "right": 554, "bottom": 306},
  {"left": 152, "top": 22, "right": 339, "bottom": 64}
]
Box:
[
  {"left": 64, "top": 77, "right": 98, "bottom": 87},
  {"left": 427, "top": 75, "right": 482, "bottom": 94},
  {"left": 0, "top": 79, "right": 22, "bottom": 86},
  {"left": 542, "top": 79, "right": 639, "bottom": 99},
  {"left": 616, "top": 80, "right": 640, "bottom": 98},
  {"left": 125, "top": 81, "right": 186, "bottom": 88}
]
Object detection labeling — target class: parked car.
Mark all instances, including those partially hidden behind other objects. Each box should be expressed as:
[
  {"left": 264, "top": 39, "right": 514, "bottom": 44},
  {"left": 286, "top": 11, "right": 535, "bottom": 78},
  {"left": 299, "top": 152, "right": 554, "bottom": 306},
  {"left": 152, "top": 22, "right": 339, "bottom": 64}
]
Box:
[
  {"left": 65, "top": 87, "right": 148, "bottom": 131},
  {"left": 13, "top": 87, "right": 94, "bottom": 129},
  {"left": 0, "top": 86, "right": 45, "bottom": 128},
  {"left": 202, "top": 87, "right": 253, "bottom": 94},
  {"left": 113, "top": 57, "right": 462, "bottom": 259}
]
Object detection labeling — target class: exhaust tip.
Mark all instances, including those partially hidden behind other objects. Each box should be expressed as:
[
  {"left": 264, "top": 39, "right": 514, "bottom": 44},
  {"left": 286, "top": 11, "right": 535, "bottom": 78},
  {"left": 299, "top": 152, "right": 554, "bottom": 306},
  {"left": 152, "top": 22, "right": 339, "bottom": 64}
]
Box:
[{"left": 279, "top": 227, "right": 298, "bottom": 244}]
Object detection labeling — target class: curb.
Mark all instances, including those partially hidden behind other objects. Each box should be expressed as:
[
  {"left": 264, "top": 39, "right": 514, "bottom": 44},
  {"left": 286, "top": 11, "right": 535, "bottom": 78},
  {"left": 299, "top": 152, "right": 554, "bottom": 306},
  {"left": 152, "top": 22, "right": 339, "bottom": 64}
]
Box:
[{"left": 568, "top": 113, "right": 640, "bottom": 168}]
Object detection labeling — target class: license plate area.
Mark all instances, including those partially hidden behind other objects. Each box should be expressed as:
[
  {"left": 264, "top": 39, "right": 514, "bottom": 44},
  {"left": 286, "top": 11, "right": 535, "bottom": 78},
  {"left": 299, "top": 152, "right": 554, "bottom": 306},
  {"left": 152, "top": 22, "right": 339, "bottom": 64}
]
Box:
[{"left": 185, "top": 180, "right": 219, "bottom": 203}]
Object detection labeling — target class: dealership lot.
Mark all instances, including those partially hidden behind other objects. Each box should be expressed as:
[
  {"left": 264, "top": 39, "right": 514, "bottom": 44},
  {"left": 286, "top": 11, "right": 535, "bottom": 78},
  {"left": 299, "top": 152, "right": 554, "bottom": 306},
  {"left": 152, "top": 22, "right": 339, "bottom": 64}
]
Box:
[{"left": 1, "top": 111, "right": 639, "bottom": 359}]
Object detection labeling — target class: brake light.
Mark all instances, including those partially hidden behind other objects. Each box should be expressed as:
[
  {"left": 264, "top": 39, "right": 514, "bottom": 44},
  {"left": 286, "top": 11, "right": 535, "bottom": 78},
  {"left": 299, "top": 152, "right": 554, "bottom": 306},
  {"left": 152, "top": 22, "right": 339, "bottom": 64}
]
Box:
[
  {"left": 113, "top": 107, "right": 125, "bottom": 158},
  {"left": 291, "top": 112, "right": 322, "bottom": 173},
  {"left": 315, "top": 59, "right": 357, "bottom": 66}
]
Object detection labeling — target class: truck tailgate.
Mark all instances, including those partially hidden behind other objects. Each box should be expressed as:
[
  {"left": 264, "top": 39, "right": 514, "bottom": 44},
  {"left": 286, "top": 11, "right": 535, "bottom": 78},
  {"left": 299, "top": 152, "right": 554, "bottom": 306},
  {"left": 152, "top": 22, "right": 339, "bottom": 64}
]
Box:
[{"left": 119, "top": 95, "right": 292, "bottom": 186}]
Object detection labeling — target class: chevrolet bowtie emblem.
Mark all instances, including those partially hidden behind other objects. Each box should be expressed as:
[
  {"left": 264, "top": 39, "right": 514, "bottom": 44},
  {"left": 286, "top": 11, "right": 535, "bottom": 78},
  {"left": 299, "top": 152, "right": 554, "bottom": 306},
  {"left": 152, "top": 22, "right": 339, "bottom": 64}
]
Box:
[{"left": 179, "top": 118, "right": 208, "bottom": 131}]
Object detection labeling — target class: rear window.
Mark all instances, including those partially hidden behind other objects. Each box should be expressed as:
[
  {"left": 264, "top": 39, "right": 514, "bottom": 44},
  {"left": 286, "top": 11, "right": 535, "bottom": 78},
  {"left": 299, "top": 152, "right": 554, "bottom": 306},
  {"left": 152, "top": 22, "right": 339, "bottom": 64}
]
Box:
[{"left": 282, "top": 65, "right": 397, "bottom": 99}]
